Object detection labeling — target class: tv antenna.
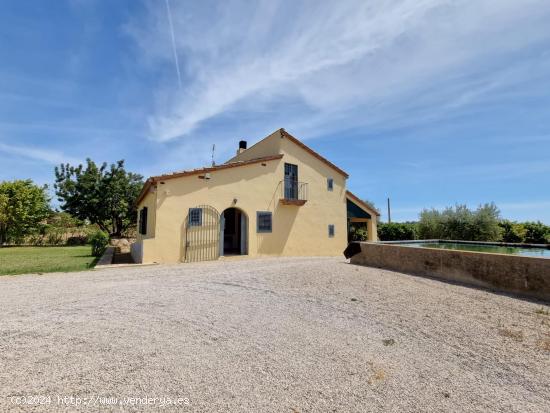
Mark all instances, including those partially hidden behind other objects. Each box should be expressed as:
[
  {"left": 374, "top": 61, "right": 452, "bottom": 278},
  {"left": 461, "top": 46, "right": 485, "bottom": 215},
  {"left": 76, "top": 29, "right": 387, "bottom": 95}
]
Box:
[{"left": 211, "top": 144, "right": 216, "bottom": 166}]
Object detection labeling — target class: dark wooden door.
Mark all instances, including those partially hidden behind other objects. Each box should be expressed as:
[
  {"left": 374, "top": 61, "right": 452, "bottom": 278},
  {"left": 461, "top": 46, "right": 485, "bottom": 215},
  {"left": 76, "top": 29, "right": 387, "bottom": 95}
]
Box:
[{"left": 284, "top": 163, "right": 298, "bottom": 199}]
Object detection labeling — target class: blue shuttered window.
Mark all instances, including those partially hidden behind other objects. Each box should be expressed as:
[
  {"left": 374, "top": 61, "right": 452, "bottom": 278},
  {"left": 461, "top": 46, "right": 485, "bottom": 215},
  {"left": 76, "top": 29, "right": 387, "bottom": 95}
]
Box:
[
  {"left": 189, "top": 208, "right": 203, "bottom": 226},
  {"left": 257, "top": 211, "right": 272, "bottom": 233}
]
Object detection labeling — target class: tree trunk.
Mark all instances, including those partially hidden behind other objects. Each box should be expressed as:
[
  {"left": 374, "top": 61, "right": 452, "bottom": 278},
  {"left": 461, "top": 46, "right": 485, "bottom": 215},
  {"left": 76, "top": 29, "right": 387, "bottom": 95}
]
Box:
[{"left": 0, "top": 223, "right": 5, "bottom": 245}]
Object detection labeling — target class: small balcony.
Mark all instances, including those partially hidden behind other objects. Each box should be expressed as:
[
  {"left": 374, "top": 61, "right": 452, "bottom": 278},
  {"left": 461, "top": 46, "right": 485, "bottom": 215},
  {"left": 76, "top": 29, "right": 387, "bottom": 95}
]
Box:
[{"left": 280, "top": 179, "right": 308, "bottom": 206}]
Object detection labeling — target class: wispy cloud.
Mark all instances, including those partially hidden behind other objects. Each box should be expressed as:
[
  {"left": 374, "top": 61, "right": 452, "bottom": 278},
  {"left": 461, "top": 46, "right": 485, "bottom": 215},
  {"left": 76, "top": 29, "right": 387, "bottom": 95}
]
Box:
[
  {"left": 127, "top": 0, "right": 550, "bottom": 142},
  {"left": 0, "top": 142, "right": 81, "bottom": 165},
  {"left": 164, "top": 0, "right": 182, "bottom": 89}
]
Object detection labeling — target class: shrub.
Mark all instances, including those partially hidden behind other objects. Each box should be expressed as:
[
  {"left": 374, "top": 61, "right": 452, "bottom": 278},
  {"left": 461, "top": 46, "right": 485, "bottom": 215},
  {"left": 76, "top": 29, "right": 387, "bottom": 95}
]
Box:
[
  {"left": 26, "top": 234, "right": 45, "bottom": 246},
  {"left": 89, "top": 230, "right": 109, "bottom": 257},
  {"left": 470, "top": 203, "right": 502, "bottom": 241},
  {"left": 417, "top": 203, "right": 501, "bottom": 241},
  {"left": 499, "top": 220, "right": 527, "bottom": 243},
  {"left": 349, "top": 225, "right": 369, "bottom": 241},
  {"left": 522, "top": 221, "right": 550, "bottom": 244},
  {"left": 66, "top": 235, "right": 88, "bottom": 246},
  {"left": 378, "top": 222, "right": 418, "bottom": 241},
  {"left": 45, "top": 228, "right": 65, "bottom": 246},
  {"left": 417, "top": 209, "right": 442, "bottom": 239}
]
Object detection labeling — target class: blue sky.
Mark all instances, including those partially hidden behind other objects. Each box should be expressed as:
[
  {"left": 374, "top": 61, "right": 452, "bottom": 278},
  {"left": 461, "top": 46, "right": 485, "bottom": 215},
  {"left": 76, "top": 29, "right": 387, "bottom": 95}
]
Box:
[{"left": 1, "top": 0, "right": 550, "bottom": 223}]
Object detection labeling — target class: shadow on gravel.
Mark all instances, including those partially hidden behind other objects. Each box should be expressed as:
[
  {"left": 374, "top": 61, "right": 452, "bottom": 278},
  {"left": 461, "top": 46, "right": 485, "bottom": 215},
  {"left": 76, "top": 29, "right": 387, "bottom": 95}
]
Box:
[{"left": 343, "top": 260, "right": 550, "bottom": 306}]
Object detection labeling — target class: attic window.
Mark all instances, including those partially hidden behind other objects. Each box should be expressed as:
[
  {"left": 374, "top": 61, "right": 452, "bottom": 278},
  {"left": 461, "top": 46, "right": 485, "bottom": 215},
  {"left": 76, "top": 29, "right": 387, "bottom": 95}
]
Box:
[
  {"left": 188, "top": 208, "right": 202, "bottom": 226},
  {"left": 327, "top": 178, "right": 334, "bottom": 191}
]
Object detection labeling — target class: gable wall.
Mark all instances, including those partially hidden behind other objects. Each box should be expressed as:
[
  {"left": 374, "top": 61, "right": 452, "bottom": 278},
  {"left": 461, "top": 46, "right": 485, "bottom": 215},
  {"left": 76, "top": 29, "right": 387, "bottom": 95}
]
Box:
[{"left": 226, "top": 129, "right": 282, "bottom": 163}]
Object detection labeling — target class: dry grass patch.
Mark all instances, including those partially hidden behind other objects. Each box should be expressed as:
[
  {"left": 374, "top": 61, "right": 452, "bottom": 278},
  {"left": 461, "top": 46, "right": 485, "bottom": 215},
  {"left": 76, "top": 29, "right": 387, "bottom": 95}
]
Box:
[
  {"left": 498, "top": 328, "right": 524, "bottom": 342},
  {"left": 367, "top": 361, "right": 388, "bottom": 385},
  {"left": 536, "top": 338, "right": 550, "bottom": 352},
  {"left": 535, "top": 307, "right": 550, "bottom": 316},
  {"left": 368, "top": 368, "right": 387, "bottom": 384}
]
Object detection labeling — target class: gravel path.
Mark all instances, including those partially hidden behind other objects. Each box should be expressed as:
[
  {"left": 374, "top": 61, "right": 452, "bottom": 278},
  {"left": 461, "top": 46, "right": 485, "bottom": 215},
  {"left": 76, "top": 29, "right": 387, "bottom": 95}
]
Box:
[{"left": 1, "top": 257, "right": 549, "bottom": 412}]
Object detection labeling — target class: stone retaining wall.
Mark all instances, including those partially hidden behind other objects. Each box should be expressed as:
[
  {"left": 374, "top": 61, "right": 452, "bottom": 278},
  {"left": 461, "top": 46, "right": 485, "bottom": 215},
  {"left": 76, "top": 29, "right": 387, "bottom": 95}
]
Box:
[
  {"left": 95, "top": 246, "right": 115, "bottom": 267},
  {"left": 349, "top": 242, "right": 550, "bottom": 301}
]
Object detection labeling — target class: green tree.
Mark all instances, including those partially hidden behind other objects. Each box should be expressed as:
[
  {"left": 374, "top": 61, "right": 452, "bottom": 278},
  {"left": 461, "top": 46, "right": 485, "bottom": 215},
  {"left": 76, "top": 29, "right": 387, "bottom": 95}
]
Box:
[
  {"left": 417, "top": 208, "right": 443, "bottom": 239},
  {"left": 469, "top": 203, "right": 502, "bottom": 241},
  {"left": 418, "top": 203, "right": 501, "bottom": 241},
  {"left": 499, "top": 220, "right": 527, "bottom": 243},
  {"left": 54, "top": 159, "right": 143, "bottom": 237},
  {"left": 46, "top": 211, "right": 83, "bottom": 228},
  {"left": 378, "top": 222, "right": 418, "bottom": 241},
  {"left": 0, "top": 180, "right": 50, "bottom": 244},
  {"left": 362, "top": 199, "right": 379, "bottom": 214},
  {"left": 522, "top": 221, "right": 550, "bottom": 244}
]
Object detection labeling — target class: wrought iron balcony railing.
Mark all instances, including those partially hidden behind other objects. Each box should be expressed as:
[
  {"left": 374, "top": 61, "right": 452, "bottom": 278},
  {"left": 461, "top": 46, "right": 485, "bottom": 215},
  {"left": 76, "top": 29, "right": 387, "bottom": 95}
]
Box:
[{"left": 280, "top": 179, "right": 308, "bottom": 205}]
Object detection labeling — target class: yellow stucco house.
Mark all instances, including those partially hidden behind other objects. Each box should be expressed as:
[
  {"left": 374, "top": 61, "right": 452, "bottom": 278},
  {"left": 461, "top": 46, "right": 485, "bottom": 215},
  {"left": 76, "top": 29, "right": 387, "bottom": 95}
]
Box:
[{"left": 131, "top": 128, "right": 379, "bottom": 264}]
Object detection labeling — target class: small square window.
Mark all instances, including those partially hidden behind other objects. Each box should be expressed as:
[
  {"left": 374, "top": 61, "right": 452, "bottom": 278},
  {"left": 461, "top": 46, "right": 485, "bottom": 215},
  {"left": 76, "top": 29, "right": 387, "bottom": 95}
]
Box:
[
  {"left": 328, "top": 224, "right": 335, "bottom": 238},
  {"left": 327, "top": 178, "right": 334, "bottom": 191},
  {"left": 188, "top": 208, "right": 202, "bottom": 226},
  {"left": 257, "top": 211, "right": 272, "bottom": 233}
]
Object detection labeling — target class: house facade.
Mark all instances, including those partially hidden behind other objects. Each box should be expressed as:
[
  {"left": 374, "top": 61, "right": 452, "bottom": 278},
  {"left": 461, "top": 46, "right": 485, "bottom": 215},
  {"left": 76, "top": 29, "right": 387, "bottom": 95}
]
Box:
[{"left": 131, "top": 128, "right": 378, "bottom": 264}]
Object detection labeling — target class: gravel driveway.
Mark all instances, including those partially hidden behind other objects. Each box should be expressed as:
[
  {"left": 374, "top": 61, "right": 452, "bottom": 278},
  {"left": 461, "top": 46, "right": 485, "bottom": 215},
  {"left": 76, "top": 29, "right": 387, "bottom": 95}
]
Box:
[{"left": 1, "top": 257, "right": 549, "bottom": 412}]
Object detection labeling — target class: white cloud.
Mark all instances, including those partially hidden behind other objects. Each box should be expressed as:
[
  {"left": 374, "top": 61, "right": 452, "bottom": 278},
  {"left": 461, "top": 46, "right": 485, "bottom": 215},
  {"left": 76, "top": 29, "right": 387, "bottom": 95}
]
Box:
[
  {"left": 0, "top": 142, "right": 81, "bottom": 166},
  {"left": 127, "top": 0, "right": 550, "bottom": 142}
]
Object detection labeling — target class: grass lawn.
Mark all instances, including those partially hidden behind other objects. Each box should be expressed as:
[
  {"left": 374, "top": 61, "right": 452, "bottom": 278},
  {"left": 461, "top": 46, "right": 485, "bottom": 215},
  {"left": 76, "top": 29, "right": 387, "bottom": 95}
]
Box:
[{"left": 0, "top": 246, "right": 97, "bottom": 276}]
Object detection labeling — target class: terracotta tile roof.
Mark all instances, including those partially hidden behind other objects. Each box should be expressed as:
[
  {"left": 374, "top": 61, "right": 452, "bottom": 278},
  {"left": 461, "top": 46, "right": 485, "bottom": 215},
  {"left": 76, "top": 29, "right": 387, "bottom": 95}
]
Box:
[
  {"left": 280, "top": 129, "right": 349, "bottom": 178},
  {"left": 136, "top": 154, "right": 283, "bottom": 205},
  {"left": 346, "top": 190, "right": 381, "bottom": 216}
]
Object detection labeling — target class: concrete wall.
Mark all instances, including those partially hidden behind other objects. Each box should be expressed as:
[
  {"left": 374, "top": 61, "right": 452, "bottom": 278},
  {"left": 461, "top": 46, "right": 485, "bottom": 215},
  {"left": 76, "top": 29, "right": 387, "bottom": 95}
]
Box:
[
  {"left": 350, "top": 242, "right": 550, "bottom": 301},
  {"left": 130, "top": 241, "right": 143, "bottom": 264}
]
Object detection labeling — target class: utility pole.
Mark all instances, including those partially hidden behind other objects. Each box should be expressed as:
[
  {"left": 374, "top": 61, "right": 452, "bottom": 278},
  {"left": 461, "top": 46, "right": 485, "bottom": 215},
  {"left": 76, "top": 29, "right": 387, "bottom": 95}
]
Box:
[{"left": 387, "top": 198, "right": 391, "bottom": 223}]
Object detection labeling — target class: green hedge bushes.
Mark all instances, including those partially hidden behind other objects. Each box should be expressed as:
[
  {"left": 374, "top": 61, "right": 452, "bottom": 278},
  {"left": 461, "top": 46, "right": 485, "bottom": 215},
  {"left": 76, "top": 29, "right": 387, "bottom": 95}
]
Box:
[
  {"left": 376, "top": 204, "right": 549, "bottom": 244},
  {"left": 417, "top": 203, "right": 501, "bottom": 241},
  {"left": 499, "top": 220, "right": 550, "bottom": 244},
  {"left": 377, "top": 222, "right": 418, "bottom": 241},
  {"left": 90, "top": 230, "right": 109, "bottom": 257}
]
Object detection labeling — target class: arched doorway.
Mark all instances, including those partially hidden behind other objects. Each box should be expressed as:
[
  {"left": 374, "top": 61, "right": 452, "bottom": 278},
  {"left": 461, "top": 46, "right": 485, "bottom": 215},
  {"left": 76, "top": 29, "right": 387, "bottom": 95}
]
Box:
[{"left": 220, "top": 207, "right": 248, "bottom": 256}]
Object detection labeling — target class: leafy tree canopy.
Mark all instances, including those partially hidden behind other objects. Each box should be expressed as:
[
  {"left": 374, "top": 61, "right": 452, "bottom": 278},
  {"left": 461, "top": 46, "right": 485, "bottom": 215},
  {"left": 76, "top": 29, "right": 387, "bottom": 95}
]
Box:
[
  {"left": 378, "top": 222, "right": 418, "bottom": 241},
  {"left": 0, "top": 179, "right": 50, "bottom": 244},
  {"left": 362, "top": 199, "right": 379, "bottom": 213},
  {"left": 417, "top": 203, "right": 502, "bottom": 241},
  {"left": 54, "top": 159, "right": 143, "bottom": 237}
]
